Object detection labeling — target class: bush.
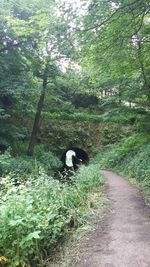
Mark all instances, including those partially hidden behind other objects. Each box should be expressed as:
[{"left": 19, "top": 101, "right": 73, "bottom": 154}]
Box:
[
  {"left": 0, "top": 164, "right": 104, "bottom": 267},
  {"left": 34, "top": 144, "right": 61, "bottom": 173},
  {"left": 0, "top": 150, "right": 36, "bottom": 178},
  {"left": 0, "top": 146, "right": 61, "bottom": 179}
]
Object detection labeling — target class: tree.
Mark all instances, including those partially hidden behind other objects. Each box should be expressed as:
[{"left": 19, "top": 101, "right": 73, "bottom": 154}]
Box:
[
  {"left": 0, "top": 0, "right": 81, "bottom": 153},
  {"left": 27, "top": 61, "right": 60, "bottom": 155},
  {"left": 77, "top": 0, "right": 150, "bottom": 124}
]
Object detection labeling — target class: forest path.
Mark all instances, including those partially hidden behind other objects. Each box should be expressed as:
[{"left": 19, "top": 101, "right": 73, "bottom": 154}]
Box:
[{"left": 74, "top": 171, "right": 150, "bottom": 267}]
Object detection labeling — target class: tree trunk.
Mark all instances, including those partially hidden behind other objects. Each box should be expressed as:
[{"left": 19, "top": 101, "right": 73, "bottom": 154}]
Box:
[{"left": 27, "top": 78, "right": 47, "bottom": 156}]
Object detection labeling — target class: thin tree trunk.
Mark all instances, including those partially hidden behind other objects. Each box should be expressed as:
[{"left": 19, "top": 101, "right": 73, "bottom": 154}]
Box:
[{"left": 27, "top": 78, "right": 47, "bottom": 156}]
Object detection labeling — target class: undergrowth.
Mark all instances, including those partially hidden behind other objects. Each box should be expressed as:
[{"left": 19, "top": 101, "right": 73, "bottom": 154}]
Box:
[
  {"left": 96, "top": 133, "right": 150, "bottom": 191},
  {"left": 0, "top": 163, "right": 104, "bottom": 267},
  {"left": 0, "top": 146, "right": 61, "bottom": 179}
]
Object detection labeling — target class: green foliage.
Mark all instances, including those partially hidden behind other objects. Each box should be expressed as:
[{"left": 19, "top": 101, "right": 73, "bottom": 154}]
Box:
[
  {"left": 71, "top": 93, "right": 99, "bottom": 109},
  {"left": 0, "top": 147, "right": 61, "bottom": 179},
  {"left": 96, "top": 133, "right": 150, "bottom": 190},
  {"left": 80, "top": 0, "right": 150, "bottom": 129},
  {"left": 0, "top": 164, "right": 104, "bottom": 267},
  {"left": 0, "top": 150, "right": 36, "bottom": 178},
  {"left": 40, "top": 119, "right": 105, "bottom": 155},
  {"left": 137, "top": 114, "right": 150, "bottom": 134},
  {"left": 45, "top": 94, "right": 75, "bottom": 114},
  {"left": 3, "top": 1, "right": 150, "bottom": 265},
  {"left": 43, "top": 111, "right": 104, "bottom": 122},
  {"left": 126, "top": 144, "right": 150, "bottom": 185},
  {"left": 34, "top": 144, "right": 61, "bottom": 173},
  {"left": 96, "top": 134, "right": 149, "bottom": 169},
  {"left": 103, "top": 124, "right": 132, "bottom": 145}
]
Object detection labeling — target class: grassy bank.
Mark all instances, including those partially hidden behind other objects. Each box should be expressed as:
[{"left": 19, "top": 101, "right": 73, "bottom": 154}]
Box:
[
  {"left": 95, "top": 133, "right": 150, "bottom": 194},
  {"left": 0, "top": 162, "right": 104, "bottom": 267}
]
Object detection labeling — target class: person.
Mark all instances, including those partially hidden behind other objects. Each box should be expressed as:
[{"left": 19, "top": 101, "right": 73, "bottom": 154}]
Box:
[{"left": 60, "top": 147, "right": 89, "bottom": 174}]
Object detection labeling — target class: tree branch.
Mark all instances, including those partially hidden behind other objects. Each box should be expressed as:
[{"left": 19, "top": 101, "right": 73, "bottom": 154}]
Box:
[{"left": 82, "top": 0, "right": 144, "bottom": 32}]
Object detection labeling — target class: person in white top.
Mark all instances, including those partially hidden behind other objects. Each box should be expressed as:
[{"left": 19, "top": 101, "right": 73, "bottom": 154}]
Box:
[
  {"left": 59, "top": 147, "right": 89, "bottom": 177},
  {"left": 65, "top": 150, "right": 76, "bottom": 167}
]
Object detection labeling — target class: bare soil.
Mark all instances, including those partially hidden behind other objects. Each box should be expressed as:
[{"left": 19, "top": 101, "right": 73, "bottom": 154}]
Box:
[{"left": 74, "top": 171, "right": 150, "bottom": 267}]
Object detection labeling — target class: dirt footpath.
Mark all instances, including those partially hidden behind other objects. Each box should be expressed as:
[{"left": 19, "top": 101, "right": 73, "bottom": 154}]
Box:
[{"left": 75, "top": 171, "right": 150, "bottom": 267}]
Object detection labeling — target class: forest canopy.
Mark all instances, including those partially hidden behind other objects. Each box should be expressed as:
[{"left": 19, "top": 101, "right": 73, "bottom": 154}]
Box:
[{"left": 1, "top": 0, "right": 150, "bottom": 155}]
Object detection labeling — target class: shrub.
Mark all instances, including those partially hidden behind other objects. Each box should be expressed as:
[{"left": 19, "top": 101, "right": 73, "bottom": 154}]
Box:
[
  {"left": 34, "top": 144, "right": 61, "bottom": 173},
  {"left": 0, "top": 146, "right": 61, "bottom": 179},
  {"left": 0, "top": 150, "right": 36, "bottom": 178}
]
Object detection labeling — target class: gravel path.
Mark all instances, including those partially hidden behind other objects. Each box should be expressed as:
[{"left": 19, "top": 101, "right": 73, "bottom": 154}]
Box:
[{"left": 75, "top": 171, "right": 150, "bottom": 267}]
